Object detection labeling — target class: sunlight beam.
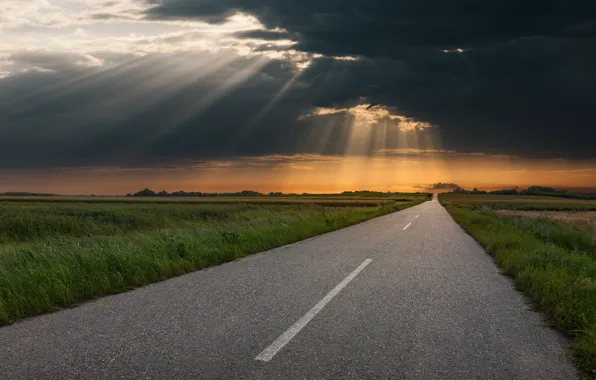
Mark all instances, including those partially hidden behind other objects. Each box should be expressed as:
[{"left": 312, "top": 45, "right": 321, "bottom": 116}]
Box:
[{"left": 154, "top": 56, "right": 270, "bottom": 139}]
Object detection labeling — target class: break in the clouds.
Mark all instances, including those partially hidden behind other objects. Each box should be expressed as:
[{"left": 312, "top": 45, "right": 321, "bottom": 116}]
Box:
[
  {"left": 0, "top": 0, "right": 595, "bottom": 169},
  {"left": 299, "top": 105, "right": 433, "bottom": 132}
]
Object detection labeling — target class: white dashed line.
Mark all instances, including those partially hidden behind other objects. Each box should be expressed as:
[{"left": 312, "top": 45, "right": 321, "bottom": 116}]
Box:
[
  {"left": 255, "top": 259, "right": 373, "bottom": 362},
  {"left": 414, "top": 215, "right": 420, "bottom": 219},
  {"left": 403, "top": 222, "right": 412, "bottom": 230}
]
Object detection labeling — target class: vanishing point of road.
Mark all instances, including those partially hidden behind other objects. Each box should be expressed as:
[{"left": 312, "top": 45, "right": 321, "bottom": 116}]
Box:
[{"left": 0, "top": 195, "right": 577, "bottom": 379}]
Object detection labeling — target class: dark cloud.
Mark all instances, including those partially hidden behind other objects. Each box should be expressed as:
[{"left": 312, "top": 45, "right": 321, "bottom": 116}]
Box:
[
  {"left": 145, "top": 0, "right": 596, "bottom": 58},
  {"left": 427, "top": 183, "right": 461, "bottom": 190},
  {"left": 0, "top": 50, "right": 447, "bottom": 169},
  {"left": 141, "top": 0, "right": 596, "bottom": 160},
  {"left": 0, "top": 0, "right": 595, "bottom": 169},
  {"left": 1, "top": 42, "right": 595, "bottom": 169},
  {"left": 0, "top": 53, "right": 308, "bottom": 168}
]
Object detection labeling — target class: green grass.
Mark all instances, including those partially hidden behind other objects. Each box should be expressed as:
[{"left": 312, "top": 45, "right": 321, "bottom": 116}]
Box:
[
  {"left": 440, "top": 194, "right": 596, "bottom": 378},
  {"left": 0, "top": 195, "right": 428, "bottom": 325},
  {"left": 442, "top": 193, "right": 596, "bottom": 211}
]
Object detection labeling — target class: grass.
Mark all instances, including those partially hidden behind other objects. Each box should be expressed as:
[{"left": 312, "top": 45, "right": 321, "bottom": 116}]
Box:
[
  {"left": 0, "top": 194, "right": 428, "bottom": 325},
  {"left": 442, "top": 194, "right": 596, "bottom": 211},
  {"left": 440, "top": 193, "right": 596, "bottom": 378},
  {"left": 496, "top": 210, "right": 596, "bottom": 233}
]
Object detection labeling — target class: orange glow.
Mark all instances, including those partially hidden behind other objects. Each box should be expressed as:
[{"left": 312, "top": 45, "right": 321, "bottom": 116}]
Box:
[{"left": 1, "top": 153, "right": 595, "bottom": 195}]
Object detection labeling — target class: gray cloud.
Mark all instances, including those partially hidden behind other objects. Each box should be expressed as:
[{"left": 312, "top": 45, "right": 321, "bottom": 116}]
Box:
[
  {"left": 144, "top": 0, "right": 596, "bottom": 58},
  {"left": 143, "top": 0, "right": 596, "bottom": 158},
  {"left": 232, "top": 29, "right": 295, "bottom": 41},
  {"left": 0, "top": 0, "right": 595, "bottom": 169},
  {"left": 90, "top": 12, "right": 136, "bottom": 20},
  {"left": 6, "top": 50, "right": 104, "bottom": 73},
  {"left": 0, "top": 50, "right": 445, "bottom": 168}
]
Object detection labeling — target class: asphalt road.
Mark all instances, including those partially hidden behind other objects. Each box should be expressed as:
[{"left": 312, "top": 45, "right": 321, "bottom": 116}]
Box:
[{"left": 0, "top": 196, "right": 578, "bottom": 379}]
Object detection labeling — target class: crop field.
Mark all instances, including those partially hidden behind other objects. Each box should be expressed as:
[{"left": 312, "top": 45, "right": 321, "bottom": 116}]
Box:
[
  {"left": 440, "top": 193, "right": 596, "bottom": 377},
  {"left": 441, "top": 193, "right": 596, "bottom": 211},
  {"left": 496, "top": 210, "right": 596, "bottom": 233},
  {"left": 0, "top": 194, "right": 428, "bottom": 326}
]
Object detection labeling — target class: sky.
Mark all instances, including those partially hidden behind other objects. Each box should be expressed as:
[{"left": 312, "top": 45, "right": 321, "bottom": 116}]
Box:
[{"left": 0, "top": 0, "right": 595, "bottom": 194}]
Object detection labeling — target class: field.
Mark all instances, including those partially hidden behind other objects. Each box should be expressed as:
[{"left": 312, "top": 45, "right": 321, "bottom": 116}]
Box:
[
  {"left": 0, "top": 193, "right": 428, "bottom": 325},
  {"left": 496, "top": 210, "right": 596, "bottom": 233},
  {"left": 442, "top": 194, "right": 596, "bottom": 210},
  {"left": 440, "top": 193, "right": 596, "bottom": 378}
]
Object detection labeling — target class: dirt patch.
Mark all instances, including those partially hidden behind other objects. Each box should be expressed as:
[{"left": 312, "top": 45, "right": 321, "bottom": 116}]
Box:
[{"left": 496, "top": 210, "right": 596, "bottom": 232}]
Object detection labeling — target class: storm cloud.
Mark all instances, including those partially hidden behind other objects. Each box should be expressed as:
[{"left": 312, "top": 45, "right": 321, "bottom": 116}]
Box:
[
  {"left": 144, "top": 0, "right": 596, "bottom": 158},
  {"left": 145, "top": 0, "right": 596, "bottom": 57},
  {"left": 0, "top": 0, "right": 595, "bottom": 169}
]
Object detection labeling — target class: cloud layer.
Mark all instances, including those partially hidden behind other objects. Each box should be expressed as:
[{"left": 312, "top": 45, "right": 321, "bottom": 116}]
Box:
[{"left": 0, "top": 0, "right": 595, "bottom": 169}]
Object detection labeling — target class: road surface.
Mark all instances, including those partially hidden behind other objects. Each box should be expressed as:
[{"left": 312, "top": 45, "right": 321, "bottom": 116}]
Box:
[{"left": 0, "top": 196, "right": 577, "bottom": 379}]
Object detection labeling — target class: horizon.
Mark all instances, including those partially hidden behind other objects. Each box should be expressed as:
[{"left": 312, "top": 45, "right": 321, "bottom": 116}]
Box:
[
  {"left": 1, "top": 154, "right": 595, "bottom": 195},
  {"left": 3, "top": 184, "right": 596, "bottom": 197}
]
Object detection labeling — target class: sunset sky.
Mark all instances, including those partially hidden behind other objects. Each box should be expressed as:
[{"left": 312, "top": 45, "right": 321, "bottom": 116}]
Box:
[{"left": 1, "top": 1, "right": 595, "bottom": 194}]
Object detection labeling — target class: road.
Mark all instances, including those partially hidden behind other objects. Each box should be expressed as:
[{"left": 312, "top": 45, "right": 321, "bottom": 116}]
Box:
[{"left": 0, "top": 196, "right": 577, "bottom": 379}]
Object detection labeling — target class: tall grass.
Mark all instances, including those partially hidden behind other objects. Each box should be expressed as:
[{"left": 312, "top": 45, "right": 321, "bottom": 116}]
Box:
[
  {"left": 440, "top": 193, "right": 596, "bottom": 211},
  {"left": 0, "top": 199, "right": 424, "bottom": 325},
  {"left": 0, "top": 203, "right": 257, "bottom": 243},
  {"left": 503, "top": 215, "right": 596, "bottom": 258},
  {"left": 443, "top": 203, "right": 596, "bottom": 378}
]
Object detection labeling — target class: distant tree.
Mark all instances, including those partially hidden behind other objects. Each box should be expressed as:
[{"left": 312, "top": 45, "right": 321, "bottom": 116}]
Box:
[
  {"left": 525, "top": 186, "right": 558, "bottom": 194},
  {"left": 516, "top": 185, "right": 596, "bottom": 200},
  {"left": 237, "top": 190, "right": 263, "bottom": 197},
  {"left": 489, "top": 189, "right": 518, "bottom": 195},
  {"left": 133, "top": 188, "right": 157, "bottom": 197}
]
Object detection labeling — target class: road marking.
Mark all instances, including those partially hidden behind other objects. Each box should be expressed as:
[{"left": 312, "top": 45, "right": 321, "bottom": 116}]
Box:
[
  {"left": 414, "top": 215, "right": 420, "bottom": 219},
  {"left": 403, "top": 222, "right": 412, "bottom": 230},
  {"left": 255, "top": 259, "right": 372, "bottom": 362}
]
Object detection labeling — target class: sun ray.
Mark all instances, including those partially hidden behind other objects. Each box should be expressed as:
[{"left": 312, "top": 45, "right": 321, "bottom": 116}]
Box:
[
  {"left": 253, "top": 70, "right": 302, "bottom": 124},
  {"left": 150, "top": 56, "right": 270, "bottom": 139},
  {"left": 228, "top": 68, "right": 303, "bottom": 152},
  {"left": 1, "top": 55, "right": 153, "bottom": 113},
  {"left": 99, "top": 52, "right": 240, "bottom": 117},
  {"left": 168, "top": 57, "right": 269, "bottom": 126},
  {"left": 311, "top": 115, "right": 338, "bottom": 154}
]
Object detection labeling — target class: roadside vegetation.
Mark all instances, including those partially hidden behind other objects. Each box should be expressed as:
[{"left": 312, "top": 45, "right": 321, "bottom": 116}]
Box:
[
  {"left": 443, "top": 193, "right": 596, "bottom": 211},
  {"left": 437, "top": 184, "right": 596, "bottom": 200},
  {"left": 0, "top": 193, "right": 428, "bottom": 325},
  {"left": 440, "top": 193, "right": 596, "bottom": 378}
]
